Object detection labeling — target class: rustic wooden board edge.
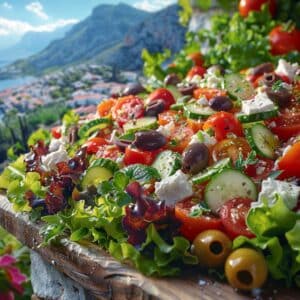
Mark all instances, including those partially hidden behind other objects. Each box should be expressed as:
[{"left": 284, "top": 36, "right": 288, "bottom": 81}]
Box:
[{"left": 0, "top": 195, "right": 298, "bottom": 300}]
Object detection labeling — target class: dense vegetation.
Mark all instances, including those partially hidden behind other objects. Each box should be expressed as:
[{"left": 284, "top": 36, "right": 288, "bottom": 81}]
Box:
[{"left": 0, "top": 102, "right": 67, "bottom": 165}]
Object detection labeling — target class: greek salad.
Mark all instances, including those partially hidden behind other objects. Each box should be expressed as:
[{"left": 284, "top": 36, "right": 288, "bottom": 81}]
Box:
[{"left": 1, "top": 56, "right": 300, "bottom": 292}]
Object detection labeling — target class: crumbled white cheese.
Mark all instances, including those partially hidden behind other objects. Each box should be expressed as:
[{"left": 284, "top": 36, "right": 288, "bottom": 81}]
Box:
[
  {"left": 205, "top": 73, "right": 223, "bottom": 89},
  {"left": 275, "top": 59, "right": 299, "bottom": 81},
  {"left": 156, "top": 121, "right": 175, "bottom": 137},
  {"left": 197, "top": 96, "right": 209, "bottom": 106},
  {"left": 42, "top": 146, "right": 69, "bottom": 171},
  {"left": 49, "top": 138, "right": 64, "bottom": 152},
  {"left": 189, "top": 131, "right": 217, "bottom": 147},
  {"left": 188, "top": 74, "right": 202, "bottom": 84},
  {"left": 241, "top": 92, "right": 276, "bottom": 115},
  {"left": 254, "top": 178, "right": 300, "bottom": 210},
  {"left": 155, "top": 170, "right": 193, "bottom": 206}
]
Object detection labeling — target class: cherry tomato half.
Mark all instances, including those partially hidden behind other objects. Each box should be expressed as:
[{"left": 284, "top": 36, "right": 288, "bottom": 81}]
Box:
[
  {"left": 219, "top": 198, "right": 255, "bottom": 240},
  {"left": 112, "top": 95, "right": 144, "bottom": 127},
  {"left": 124, "top": 147, "right": 157, "bottom": 166},
  {"left": 147, "top": 88, "right": 175, "bottom": 110},
  {"left": 186, "top": 66, "right": 206, "bottom": 80},
  {"left": 84, "top": 137, "right": 107, "bottom": 155},
  {"left": 193, "top": 88, "right": 227, "bottom": 100},
  {"left": 97, "top": 98, "right": 116, "bottom": 117},
  {"left": 278, "top": 141, "right": 300, "bottom": 178},
  {"left": 239, "top": 0, "right": 276, "bottom": 18},
  {"left": 268, "top": 113, "right": 300, "bottom": 141},
  {"left": 175, "top": 198, "right": 223, "bottom": 241},
  {"left": 96, "top": 144, "right": 122, "bottom": 161},
  {"left": 187, "top": 52, "right": 204, "bottom": 67},
  {"left": 203, "top": 112, "right": 243, "bottom": 141},
  {"left": 269, "top": 25, "right": 300, "bottom": 56},
  {"left": 212, "top": 137, "right": 251, "bottom": 163},
  {"left": 158, "top": 110, "right": 183, "bottom": 126},
  {"left": 167, "top": 124, "right": 194, "bottom": 153},
  {"left": 245, "top": 158, "right": 275, "bottom": 181},
  {"left": 51, "top": 126, "right": 61, "bottom": 139}
]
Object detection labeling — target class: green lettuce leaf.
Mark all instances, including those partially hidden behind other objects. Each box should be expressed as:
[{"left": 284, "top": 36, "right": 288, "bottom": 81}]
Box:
[
  {"left": 0, "top": 156, "right": 25, "bottom": 189},
  {"left": 119, "top": 164, "right": 160, "bottom": 184},
  {"left": 247, "top": 194, "right": 297, "bottom": 237},
  {"left": 286, "top": 220, "right": 300, "bottom": 264},
  {"left": 27, "top": 128, "right": 50, "bottom": 147},
  {"left": 109, "top": 224, "right": 197, "bottom": 277}
]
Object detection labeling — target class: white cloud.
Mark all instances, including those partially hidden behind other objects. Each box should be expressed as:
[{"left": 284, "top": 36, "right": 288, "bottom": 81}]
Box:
[
  {"left": 2, "top": 2, "right": 12, "bottom": 9},
  {"left": 0, "top": 17, "right": 78, "bottom": 36},
  {"left": 133, "top": 0, "right": 175, "bottom": 12},
  {"left": 26, "top": 1, "right": 48, "bottom": 20}
]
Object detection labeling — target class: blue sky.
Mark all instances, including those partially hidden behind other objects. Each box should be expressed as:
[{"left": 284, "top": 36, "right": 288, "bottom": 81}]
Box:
[{"left": 0, "top": 0, "right": 175, "bottom": 48}]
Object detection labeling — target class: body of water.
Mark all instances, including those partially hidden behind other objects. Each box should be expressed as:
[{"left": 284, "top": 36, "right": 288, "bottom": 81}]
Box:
[
  {"left": 0, "top": 76, "right": 36, "bottom": 91},
  {"left": 0, "top": 60, "right": 36, "bottom": 91}
]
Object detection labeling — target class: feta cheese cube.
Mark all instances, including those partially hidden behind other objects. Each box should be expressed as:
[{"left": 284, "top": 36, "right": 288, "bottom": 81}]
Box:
[
  {"left": 42, "top": 146, "right": 69, "bottom": 171},
  {"left": 155, "top": 170, "right": 193, "bottom": 206},
  {"left": 241, "top": 92, "right": 276, "bottom": 115},
  {"left": 189, "top": 131, "right": 217, "bottom": 147},
  {"left": 255, "top": 178, "right": 300, "bottom": 210},
  {"left": 275, "top": 59, "right": 299, "bottom": 81},
  {"left": 197, "top": 97, "right": 209, "bottom": 106},
  {"left": 156, "top": 121, "right": 175, "bottom": 138}
]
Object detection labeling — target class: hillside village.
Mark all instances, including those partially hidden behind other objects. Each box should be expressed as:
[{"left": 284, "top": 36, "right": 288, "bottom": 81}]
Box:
[{"left": 0, "top": 64, "right": 138, "bottom": 121}]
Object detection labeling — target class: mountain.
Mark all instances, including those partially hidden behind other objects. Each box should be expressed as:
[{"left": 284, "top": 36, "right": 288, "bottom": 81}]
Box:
[
  {"left": 14, "top": 3, "right": 149, "bottom": 73},
  {"left": 0, "top": 25, "right": 73, "bottom": 65},
  {"left": 97, "top": 4, "right": 186, "bottom": 70},
  {"left": 3, "top": 3, "right": 186, "bottom": 75}
]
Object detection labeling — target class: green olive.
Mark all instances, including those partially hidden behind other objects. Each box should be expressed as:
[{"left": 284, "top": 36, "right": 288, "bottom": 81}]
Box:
[
  {"left": 225, "top": 248, "right": 268, "bottom": 291},
  {"left": 192, "top": 230, "right": 232, "bottom": 268}
]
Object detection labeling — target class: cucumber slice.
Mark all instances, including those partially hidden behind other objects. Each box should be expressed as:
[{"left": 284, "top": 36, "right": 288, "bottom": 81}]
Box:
[
  {"left": 205, "top": 169, "right": 257, "bottom": 213},
  {"left": 123, "top": 117, "right": 157, "bottom": 133},
  {"left": 237, "top": 108, "right": 278, "bottom": 123},
  {"left": 246, "top": 124, "right": 278, "bottom": 159},
  {"left": 184, "top": 103, "right": 215, "bottom": 120},
  {"left": 81, "top": 158, "right": 118, "bottom": 188},
  {"left": 191, "top": 158, "right": 231, "bottom": 184},
  {"left": 152, "top": 150, "right": 182, "bottom": 179},
  {"left": 225, "top": 73, "right": 255, "bottom": 100},
  {"left": 166, "top": 85, "right": 182, "bottom": 101},
  {"left": 79, "top": 118, "right": 111, "bottom": 138},
  {"left": 170, "top": 103, "right": 184, "bottom": 110}
]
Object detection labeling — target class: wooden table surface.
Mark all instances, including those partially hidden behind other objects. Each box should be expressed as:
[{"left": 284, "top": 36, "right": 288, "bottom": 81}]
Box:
[{"left": 0, "top": 195, "right": 299, "bottom": 300}]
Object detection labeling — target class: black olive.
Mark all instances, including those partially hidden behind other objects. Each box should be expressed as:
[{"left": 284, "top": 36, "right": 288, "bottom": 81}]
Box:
[
  {"left": 132, "top": 130, "right": 166, "bottom": 151},
  {"left": 145, "top": 99, "right": 165, "bottom": 117},
  {"left": 209, "top": 96, "right": 233, "bottom": 111},
  {"left": 178, "top": 84, "right": 197, "bottom": 96},
  {"left": 164, "top": 73, "right": 181, "bottom": 86},
  {"left": 250, "top": 62, "right": 274, "bottom": 76},
  {"left": 182, "top": 143, "right": 209, "bottom": 174},
  {"left": 122, "top": 83, "right": 145, "bottom": 96},
  {"left": 266, "top": 87, "right": 292, "bottom": 108}
]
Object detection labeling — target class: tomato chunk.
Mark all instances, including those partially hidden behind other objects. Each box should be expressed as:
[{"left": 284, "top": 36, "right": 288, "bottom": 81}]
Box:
[
  {"left": 278, "top": 142, "right": 300, "bottom": 178},
  {"left": 112, "top": 96, "right": 144, "bottom": 127},
  {"left": 124, "top": 147, "right": 157, "bottom": 166},
  {"left": 175, "top": 198, "right": 223, "bottom": 241},
  {"left": 84, "top": 137, "right": 107, "bottom": 155},
  {"left": 219, "top": 198, "right": 255, "bottom": 240},
  {"left": 203, "top": 112, "right": 243, "bottom": 141},
  {"left": 147, "top": 88, "right": 175, "bottom": 110}
]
